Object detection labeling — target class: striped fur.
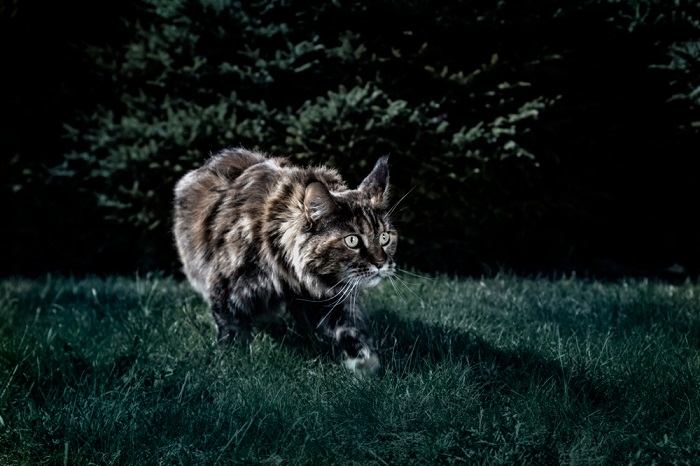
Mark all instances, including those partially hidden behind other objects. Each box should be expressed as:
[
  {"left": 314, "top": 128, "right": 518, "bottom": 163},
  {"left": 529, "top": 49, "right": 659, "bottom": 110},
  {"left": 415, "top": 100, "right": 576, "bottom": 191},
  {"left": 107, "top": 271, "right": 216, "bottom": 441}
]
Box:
[{"left": 173, "top": 148, "right": 397, "bottom": 376}]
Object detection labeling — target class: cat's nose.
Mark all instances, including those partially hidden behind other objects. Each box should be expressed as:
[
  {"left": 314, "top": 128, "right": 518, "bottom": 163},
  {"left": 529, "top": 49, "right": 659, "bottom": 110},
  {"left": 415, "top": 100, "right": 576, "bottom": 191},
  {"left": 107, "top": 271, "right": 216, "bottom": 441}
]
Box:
[{"left": 371, "top": 252, "right": 387, "bottom": 268}]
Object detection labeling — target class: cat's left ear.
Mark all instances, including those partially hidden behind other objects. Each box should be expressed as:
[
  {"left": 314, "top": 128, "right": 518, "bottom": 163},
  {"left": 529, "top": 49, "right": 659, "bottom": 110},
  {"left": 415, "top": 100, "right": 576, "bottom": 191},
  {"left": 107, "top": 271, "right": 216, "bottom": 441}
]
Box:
[{"left": 359, "top": 155, "right": 390, "bottom": 207}]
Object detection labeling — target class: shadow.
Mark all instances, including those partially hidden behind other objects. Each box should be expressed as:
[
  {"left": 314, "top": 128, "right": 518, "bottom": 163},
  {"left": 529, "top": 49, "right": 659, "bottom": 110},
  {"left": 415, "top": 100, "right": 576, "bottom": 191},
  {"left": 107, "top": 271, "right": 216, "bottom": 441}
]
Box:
[
  {"left": 253, "top": 312, "right": 335, "bottom": 358},
  {"left": 257, "top": 306, "right": 617, "bottom": 408},
  {"left": 369, "top": 309, "right": 616, "bottom": 407}
]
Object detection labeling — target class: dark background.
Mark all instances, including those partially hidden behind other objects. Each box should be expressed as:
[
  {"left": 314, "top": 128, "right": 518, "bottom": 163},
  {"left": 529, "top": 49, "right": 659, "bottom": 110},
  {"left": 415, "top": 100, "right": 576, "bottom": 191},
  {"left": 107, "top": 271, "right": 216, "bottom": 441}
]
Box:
[{"left": 1, "top": 0, "right": 698, "bottom": 278}]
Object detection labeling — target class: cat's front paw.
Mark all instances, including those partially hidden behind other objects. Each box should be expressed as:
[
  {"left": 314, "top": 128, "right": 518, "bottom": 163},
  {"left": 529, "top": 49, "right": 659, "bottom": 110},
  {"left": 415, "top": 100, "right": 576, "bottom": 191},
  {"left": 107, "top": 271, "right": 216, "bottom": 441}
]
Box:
[{"left": 343, "top": 348, "right": 382, "bottom": 378}]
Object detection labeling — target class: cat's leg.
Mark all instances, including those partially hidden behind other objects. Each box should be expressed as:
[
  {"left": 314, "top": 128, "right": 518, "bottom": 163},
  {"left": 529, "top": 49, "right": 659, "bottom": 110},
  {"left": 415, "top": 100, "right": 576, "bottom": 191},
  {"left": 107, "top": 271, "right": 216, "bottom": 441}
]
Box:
[
  {"left": 286, "top": 297, "right": 381, "bottom": 376},
  {"left": 209, "top": 277, "right": 253, "bottom": 344},
  {"left": 323, "top": 301, "right": 381, "bottom": 377}
]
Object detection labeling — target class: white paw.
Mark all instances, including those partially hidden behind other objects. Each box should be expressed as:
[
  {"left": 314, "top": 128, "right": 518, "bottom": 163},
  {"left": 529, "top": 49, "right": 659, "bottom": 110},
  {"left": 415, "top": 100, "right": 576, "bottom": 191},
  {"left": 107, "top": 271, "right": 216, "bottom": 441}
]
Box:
[{"left": 343, "top": 349, "right": 382, "bottom": 378}]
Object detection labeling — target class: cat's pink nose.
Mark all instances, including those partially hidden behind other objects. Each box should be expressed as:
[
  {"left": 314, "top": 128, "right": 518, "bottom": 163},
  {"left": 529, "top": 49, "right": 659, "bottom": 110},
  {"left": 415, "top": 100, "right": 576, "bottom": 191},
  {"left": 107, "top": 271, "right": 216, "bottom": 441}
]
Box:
[
  {"left": 371, "top": 255, "right": 387, "bottom": 268},
  {"left": 368, "top": 247, "right": 387, "bottom": 268}
]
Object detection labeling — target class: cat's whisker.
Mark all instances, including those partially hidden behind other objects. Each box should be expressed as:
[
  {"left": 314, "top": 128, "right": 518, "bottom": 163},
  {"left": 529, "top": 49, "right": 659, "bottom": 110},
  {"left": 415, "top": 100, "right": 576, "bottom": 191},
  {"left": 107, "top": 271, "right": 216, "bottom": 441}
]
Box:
[
  {"left": 393, "top": 274, "right": 426, "bottom": 308},
  {"left": 346, "top": 277, "right": 362, "bottom": 307},
  {"left": 386, "top": 274, "right": 407, "bottom": 304},
  {"left": 391, "top": 275, "right": 410, "bottom": 303},
  {"left": 296, "top": 271, "right": 362, "bottom": 304},
  {"left": 316, "top": 277, "right": 359, "bottom": 328},
  {"left": 330, "top": 278, "right": 357, "bottom": 306},
  {"left": 321, "top": 280, "right": 354, "bottom": 308},
  {"left": 295, "top": 278, "right": 350, "bottom": 303},
  {"left": 396, "top": 268, "right": 434, "bottom": 280},
  {"left": 390, "top": 205, "right": 411, "bottom": 217},
  {"left": 351, "top": 285, "right": 359, "bottom": 325},
  {"left": 332, "top": 279, "right": 360, "bottom": 319},
  {"left": 328, "top": 277, "right": 350, "bottom": 290},
  {"left": 384, "top": 185, "right": 415, "bottom": 219}
]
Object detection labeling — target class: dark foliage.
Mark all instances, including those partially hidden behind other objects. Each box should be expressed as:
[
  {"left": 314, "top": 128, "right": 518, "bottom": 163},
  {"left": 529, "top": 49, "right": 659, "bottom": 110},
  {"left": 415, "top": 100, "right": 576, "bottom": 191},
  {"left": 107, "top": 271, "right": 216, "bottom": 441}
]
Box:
[{"left": 2, "top": 0, "right": 699, "bottom": 276}]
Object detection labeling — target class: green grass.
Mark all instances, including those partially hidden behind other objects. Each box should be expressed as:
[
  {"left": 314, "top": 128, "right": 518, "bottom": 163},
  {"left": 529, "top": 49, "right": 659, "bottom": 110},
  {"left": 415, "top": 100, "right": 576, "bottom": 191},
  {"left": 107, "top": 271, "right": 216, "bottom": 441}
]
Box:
[{"left": 1, "top": 275, "right": 699, "bottom": 464}]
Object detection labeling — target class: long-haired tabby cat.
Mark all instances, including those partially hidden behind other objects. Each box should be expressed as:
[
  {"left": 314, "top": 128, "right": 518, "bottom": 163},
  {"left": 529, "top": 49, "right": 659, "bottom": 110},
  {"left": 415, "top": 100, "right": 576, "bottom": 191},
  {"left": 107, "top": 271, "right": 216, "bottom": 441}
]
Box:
[{"left": 173, "top": 148, "right": 397, "bottom": 376}]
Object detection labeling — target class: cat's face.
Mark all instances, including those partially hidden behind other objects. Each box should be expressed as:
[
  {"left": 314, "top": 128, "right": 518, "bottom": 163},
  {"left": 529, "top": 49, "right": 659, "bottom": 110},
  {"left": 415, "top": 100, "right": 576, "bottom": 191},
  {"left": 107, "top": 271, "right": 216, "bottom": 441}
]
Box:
[{"left": 302, "top": 157, "right": 398, "bottom": 293}]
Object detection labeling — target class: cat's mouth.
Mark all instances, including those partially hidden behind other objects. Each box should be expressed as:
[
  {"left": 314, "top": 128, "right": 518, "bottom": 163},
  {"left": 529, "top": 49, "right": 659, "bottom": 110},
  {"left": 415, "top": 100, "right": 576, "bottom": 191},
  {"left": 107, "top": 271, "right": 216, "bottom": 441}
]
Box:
[
  {"left": 365, "top": 265, "right": 394, "bottom": 287},
  {"left": 347, "top": 264, "right": 393, "bottom": 289},
  {"left": 365, "top": 274, "right": 382, "bottom": 287}
]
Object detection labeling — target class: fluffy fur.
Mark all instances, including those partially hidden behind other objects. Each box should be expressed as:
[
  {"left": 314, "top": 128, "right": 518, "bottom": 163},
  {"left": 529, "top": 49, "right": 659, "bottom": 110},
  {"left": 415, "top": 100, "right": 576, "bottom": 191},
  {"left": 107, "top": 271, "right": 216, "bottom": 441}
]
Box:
[{"left": 173, "top": 148, "right": 397, "bottom": 376}]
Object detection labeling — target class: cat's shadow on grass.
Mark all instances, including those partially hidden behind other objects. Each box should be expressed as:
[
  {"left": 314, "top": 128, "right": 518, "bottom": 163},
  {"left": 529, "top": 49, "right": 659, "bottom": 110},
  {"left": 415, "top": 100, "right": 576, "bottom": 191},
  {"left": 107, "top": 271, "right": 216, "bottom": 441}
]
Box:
[
  {"left": 377, "top": 310, "right": 613, "bottom": 407},
  {"left": 263, "top": 308, "right": 611, "bottom": 406}
]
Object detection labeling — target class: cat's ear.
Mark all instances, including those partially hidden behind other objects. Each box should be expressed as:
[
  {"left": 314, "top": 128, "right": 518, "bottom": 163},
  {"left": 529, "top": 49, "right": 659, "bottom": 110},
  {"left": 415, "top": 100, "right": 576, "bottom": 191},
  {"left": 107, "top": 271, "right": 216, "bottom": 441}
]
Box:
[
  {"left": 359, "top": 155, "right": 390, "bottom": 207},
  {"left": 304, "top": 181, "right": 337, "bottom": 223}
]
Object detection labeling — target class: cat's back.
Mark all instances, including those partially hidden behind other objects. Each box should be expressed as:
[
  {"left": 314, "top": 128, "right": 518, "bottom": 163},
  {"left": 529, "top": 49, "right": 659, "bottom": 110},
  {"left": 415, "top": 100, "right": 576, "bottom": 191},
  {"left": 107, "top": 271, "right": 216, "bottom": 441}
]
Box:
[
  {"left": 173, "top": 148, "right": 278, "bottom": 294},
  {"left": 173, "top": 148, "right": 349, "bottom": 298},
  {"left": 173, "top": 147, "right": 283, "bottom": 215},
  {"left": 174, "top": 148, "right": 266, "bottom": 239}
]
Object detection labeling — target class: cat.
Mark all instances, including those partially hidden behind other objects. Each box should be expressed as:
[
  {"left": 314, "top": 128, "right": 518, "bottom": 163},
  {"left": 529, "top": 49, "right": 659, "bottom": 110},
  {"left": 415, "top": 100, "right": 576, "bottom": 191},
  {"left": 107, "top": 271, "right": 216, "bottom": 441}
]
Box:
[{"left": 173, "top": 148, "right": 397, "bottom": 376}]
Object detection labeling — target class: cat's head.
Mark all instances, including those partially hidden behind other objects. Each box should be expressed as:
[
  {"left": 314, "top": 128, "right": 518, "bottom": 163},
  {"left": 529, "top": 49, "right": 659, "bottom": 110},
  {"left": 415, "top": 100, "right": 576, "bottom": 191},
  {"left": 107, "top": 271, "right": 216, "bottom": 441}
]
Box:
[{"left": 302, "top": 156, "right": 398, "bottom": 295}]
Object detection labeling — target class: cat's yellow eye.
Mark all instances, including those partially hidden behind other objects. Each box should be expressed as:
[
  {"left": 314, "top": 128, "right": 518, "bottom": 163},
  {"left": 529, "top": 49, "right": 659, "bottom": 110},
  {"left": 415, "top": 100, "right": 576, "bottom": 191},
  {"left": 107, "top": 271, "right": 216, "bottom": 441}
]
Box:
[
  {"left": 344, "top": 235, "right": 360, "bottom": 248},
  {"left": 379, "top": 232, "right": 391, "bottom": 246}
]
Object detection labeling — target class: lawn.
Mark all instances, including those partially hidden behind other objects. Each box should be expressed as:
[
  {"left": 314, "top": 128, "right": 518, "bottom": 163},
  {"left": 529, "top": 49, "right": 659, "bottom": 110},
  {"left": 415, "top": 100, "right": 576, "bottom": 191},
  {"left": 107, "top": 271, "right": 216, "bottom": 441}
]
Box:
[{"left": 0, "top": 275, "right": 698, "bottom": 464}]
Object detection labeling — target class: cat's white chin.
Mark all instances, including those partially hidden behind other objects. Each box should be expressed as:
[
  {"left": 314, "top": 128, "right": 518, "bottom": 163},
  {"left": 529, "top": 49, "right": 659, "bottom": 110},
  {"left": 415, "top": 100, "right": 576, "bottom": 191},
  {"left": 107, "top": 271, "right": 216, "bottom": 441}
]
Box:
[{"left": 365, "top": 275, "right": 382, "bottom": 287}]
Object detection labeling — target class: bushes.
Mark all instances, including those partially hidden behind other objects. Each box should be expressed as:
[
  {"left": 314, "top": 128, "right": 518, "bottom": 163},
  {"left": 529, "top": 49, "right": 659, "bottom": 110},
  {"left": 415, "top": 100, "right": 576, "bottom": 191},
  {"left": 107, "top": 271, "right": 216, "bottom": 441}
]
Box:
[{"left": 6, "top": 0, "right": 700, "bottom": 273}]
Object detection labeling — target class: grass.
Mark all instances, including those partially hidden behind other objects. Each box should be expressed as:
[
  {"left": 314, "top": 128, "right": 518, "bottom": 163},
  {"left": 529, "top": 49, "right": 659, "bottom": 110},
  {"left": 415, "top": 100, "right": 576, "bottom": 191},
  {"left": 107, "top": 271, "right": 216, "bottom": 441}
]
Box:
[{"left": 0, "top": 274, "right": 698, "bottom": 464}]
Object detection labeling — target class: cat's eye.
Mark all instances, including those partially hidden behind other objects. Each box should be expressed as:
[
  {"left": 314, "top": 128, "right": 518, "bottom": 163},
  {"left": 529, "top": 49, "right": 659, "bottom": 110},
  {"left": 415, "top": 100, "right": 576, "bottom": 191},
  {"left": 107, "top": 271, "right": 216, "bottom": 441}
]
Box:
[
  {"left": 344, "top": 235, "right": 360, "bottom": 248},
  {"left": 379, "top": 232, "right": 391, "bottom": 246}
]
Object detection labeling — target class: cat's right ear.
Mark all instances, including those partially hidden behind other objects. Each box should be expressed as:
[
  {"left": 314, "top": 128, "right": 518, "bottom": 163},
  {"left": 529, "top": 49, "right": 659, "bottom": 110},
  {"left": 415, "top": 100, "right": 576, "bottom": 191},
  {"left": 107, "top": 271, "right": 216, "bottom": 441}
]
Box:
[
  {"left": 359, "top": 155, "right": 390, "bottom": 207},
  {"left": 304, "top": 181, "right": 337, "bottom": 223}
]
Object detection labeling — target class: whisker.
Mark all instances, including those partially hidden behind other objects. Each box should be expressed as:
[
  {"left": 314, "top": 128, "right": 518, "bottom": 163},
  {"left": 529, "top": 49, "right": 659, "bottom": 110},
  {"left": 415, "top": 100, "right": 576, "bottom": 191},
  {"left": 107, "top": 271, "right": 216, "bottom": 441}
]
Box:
[
  {"left": 295, "top": 279, "right": 350, "bottom": 303},
  {"left": 384, "top": 185, "right": 416, "bottom": 219},
  {"left": 328, "top": 276, "right": 351, "bottom": 290},
  {"left": 394, "top": 274, "right": 426, "bottom": 308},
  {"left": 295, "top": 272, "right": 360, "bottom": 303},
  {"left": 351, "top": 284, "right": 359, "bottom": 325},
  {"left": 328, "top": 279, "right": 356, "bottom": 307},
  {"left": 387, "top": 274, "right": 407, "bottom": 304},
  {"left": 316, "top": 277, "right": 358, "bottom": 328},
  {"left": 390, "top": 205, "right": 411, "bottom": 217},
  {"left": 396, "top": 268, "right": 434, "bottom": 280},
  {"left": 320, "top": 279, "right": 354, "bottom": 306},
  {"left": 393, "top": 276, "right": 410, "bottom": 303}
]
